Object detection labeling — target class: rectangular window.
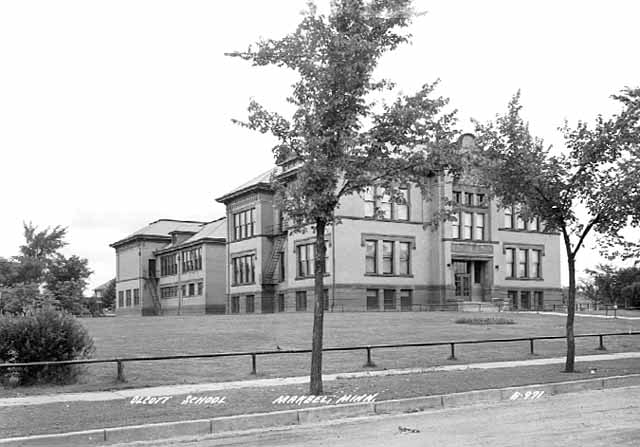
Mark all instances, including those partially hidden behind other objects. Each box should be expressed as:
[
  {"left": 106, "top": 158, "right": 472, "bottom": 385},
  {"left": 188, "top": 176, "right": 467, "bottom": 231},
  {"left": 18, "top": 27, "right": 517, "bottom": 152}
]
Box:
[
  {"left": 279, "top": 252, "right": 286, "bottom": 282},
  {"left": 233, "top": 208, "right": 255, "bottom": 241},
  {"left": 521, "top": 291, "right": 531, "bottom": 310},
  {"left": 477, "top": 193, "right": 485, "bottom": 206},
  {"left": 323, "top": 289, "right": 329, "bottom": 311},
  {"left": 518, "top": 249, "right": 529, "bottom": 278},
  {"left": 118, "top": 291, "right": 124, "bottom": 308},
  {"left": 531, "top": 217, "right": 541, "bottom": 232},
  {"left": 473, "top": 262, "right": 482, "bottom": 284},
  {"left": 400, "top": 289, "right": 412, "bottom": 311},
  {"left": 365, "top": 240, "right": 377, "bottom": 274},
  {"left": 232, "top": 254, "right": 255, "bottom": 285},
  {"left": 453, "top": 191, "right": 461, "bottom": 203},
  {"left": 231, "top": 296, "right": 240, "bottom": 313},
  {"left": 399, "top": 242, "right": 410, "bottom": 275},
  {"left": 278, "top": 293, "right": 285, "bottom": 312},
  {"left": 474, "top": 213, "right": 485, "bottom": 240},
  {"left": 504, "top": 207, "right": 513, "bottom": 229},
  {"left": 534, "top": 291, "right": 544, "bottom": 310},
  {"left": 297, "top": 243, "right": 327, "bottom": 278},
  {"left": 463, "top": 212, "right": 473, "bottom": 239},
  {"left": 516, "top": 212, "right": 526, "bottom": 230},
  {"left": 395, "top": 188, "right": 409, "bottom": 220},
  {"left": 160, "top": 286, "right": 178, "bottom": 298},
  {"left": 133, "top": 288, "right": 140, "bottom": 306},
  {"left": 246, "top": 295, "right": 254, "bottom": 313},
  {"left": 182, "top": 247, "right": 202, "bottom": 272},
  {"left": 363, "top": 187, "right": 375, "bottom": 217},
  {"left": 382, "top": 241, "right": 394, "bottom": 274},
  {"left": 531, "top": 249, "right": 541, "bottom": 278},
  {"left": 188, "top": 283, "right": 195, "bottom": 297},
  {"left": 383, "top": 289, "right": 396, "bottom": 310},
  {"left": 505, "top": 248, "right": 515, "bottom": 278},
  {"left": 508, "top": 290, "right": 518, "bottom": 310},
  {"left": 465, "top": 192, "right": 474, "bottom": 206},
  {"left": 160, "top": 254, "right": 178, "bottom": 276},
  {"left": 181, "top": 284, "right": 186, "bottom": 297},
  {"left": 380, "top": 189, "right": 392, "bottom": 219},
  {"left": 197, "top": 281, "right": 203, "bottom": 296},
  {"left": 296, "top": 291, "right": 307, "bottom": 311},
  {"left": 125, "top": 289, "right": 131, "bottom": 307},
  {"left": 451, "top": 212, "right": 460, "bottom": 239},
  {"left": 366, "top": 289, "right": 379, "bottom": 311}
]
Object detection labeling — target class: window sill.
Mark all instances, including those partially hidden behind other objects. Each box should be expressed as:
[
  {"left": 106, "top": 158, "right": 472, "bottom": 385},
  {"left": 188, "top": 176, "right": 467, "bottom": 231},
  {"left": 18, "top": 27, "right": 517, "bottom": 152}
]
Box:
[
  {"left": 295, "top": 274, "right": 330, "bottom": 280},
  {"left": 363, "top": 217, "right": 411, "bottom": 223},
  {"left": 364, "top": 273, "right": 414, "bottom": 278},
  {"left": 231, "top": 282, "right": 256, "bottom": 287},
  {"left": 505, "top": 277, "right": 544, "bottom": 281}
]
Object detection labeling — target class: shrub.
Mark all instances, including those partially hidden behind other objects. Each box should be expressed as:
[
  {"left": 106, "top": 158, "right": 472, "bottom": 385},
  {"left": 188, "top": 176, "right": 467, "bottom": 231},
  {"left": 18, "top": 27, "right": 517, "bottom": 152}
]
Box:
[
  {"left": 0, "top": 307, "right": 95, "bottom": 386},
  {"left": 455, "top": 317, "right": 515, "bottom": 325}
]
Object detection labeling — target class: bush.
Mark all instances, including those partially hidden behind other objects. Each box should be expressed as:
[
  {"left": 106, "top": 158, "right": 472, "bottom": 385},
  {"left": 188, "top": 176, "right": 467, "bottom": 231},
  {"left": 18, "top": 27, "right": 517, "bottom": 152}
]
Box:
[
  {"left": 0, "top": 307, "right": 95, "bottom": 386},
  {"left": 455, "top": 317, "right": 515, "bottom": 325}
]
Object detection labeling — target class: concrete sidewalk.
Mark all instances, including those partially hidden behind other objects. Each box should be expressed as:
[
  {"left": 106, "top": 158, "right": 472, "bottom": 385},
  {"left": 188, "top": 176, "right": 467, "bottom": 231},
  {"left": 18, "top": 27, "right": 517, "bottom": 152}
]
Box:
[
  {"left": 535, "top": 311, "right": 640, "bottom": 320},
  {"left": 2, "top": 351, "right": 638, "bottom": 408}
]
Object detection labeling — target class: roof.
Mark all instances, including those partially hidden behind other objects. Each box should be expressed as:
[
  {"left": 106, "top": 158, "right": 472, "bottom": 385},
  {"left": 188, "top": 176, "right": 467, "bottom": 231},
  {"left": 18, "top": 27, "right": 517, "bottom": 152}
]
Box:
[
  {"left": 182, "top": 217, "right": 227, "bottom": 244},
  {"left": 215, "top": 168, "right": 276, "bottom": 203},
  {"left": 94, "top": 279, "right": 114, "bottom": 292},
  {"left": 110, "top": 219, "right": 208, "bottom": 248}
]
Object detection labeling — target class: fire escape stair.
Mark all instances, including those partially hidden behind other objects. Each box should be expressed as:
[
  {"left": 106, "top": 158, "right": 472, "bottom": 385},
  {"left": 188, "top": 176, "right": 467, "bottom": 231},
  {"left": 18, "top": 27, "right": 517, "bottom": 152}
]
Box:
[
  {"left": 262, "top": 235, "right": 286, "bottom": 285},
  {"left": 144, "top": 277, "right": 163, "bottom": 316}
]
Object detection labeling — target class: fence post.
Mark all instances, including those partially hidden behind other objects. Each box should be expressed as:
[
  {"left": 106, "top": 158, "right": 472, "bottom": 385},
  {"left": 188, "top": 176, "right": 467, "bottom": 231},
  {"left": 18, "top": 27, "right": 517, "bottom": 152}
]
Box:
[
  {"left": 529, "top": 339, "right": 535, "bottom": 355},
  {"left": 116, "top": 360, "right": 126, "bottom": 382},
  {"left": 250, "top": 354, "right": 257, "bottom": 375},
  {"left": 448, "top": 343, "right": 456, "bottom": 360},
  {"left": 364, "top": 347, "right": 376, "bottom": 367},
  {"left": 597, "top": 335, "right": 606, "bottom": 351}
]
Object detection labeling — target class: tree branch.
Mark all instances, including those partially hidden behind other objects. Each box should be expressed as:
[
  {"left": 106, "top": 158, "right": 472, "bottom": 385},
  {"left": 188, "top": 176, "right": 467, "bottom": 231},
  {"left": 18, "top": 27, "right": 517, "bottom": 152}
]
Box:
[{"left": 572, "top": 213, "right": 601, "bottom": 258}]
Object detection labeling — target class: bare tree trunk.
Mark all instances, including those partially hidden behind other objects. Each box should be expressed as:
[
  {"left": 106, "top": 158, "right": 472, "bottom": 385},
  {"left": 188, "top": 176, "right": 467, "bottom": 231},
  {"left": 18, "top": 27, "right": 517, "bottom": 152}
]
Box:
[
  {"left": 310, "top": 218, "right": 326, "bottom": 394},
  {"left": 565, "top": 256, "right": 576, "bottom": 372}
]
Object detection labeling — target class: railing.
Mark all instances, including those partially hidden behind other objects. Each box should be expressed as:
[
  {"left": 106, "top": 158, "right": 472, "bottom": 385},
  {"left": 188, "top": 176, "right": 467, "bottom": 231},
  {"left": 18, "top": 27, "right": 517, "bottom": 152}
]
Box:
[{"left": 1, "top": 332, "right": 638, "bottom": 383}]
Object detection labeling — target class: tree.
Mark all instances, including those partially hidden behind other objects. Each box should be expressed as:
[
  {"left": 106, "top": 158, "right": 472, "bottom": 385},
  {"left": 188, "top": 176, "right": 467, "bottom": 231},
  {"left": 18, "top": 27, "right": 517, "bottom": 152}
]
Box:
[
  {"left": 101, "top": 279, "right": 116, "bottom": 311},
  {"left": 474, "top": 88, "right": 640, "bottom": 372},
  {"left": 229, "top": 0, "right": 463, "bottom": 393}
]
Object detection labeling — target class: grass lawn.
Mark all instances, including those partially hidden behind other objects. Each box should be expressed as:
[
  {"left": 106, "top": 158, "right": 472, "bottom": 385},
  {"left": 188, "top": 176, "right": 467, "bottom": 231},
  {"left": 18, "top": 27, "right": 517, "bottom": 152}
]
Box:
[
  {"left": 1, "top": 311, "right": 638, "bottom": 397},
  {"left": 2, "top": 357, "right": 639, "bottom": 438}
]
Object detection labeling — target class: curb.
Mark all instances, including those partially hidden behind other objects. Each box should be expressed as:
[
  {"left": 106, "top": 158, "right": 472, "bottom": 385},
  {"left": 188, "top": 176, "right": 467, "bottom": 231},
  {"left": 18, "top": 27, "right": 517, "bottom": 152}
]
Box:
[{"left": 2, "top": 374, "right": 639, "bottom": 446}]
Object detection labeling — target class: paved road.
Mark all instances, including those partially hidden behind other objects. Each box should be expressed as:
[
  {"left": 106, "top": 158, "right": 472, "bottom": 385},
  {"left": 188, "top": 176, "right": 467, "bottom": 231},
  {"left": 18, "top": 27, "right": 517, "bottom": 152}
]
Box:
[{"left": 134, "top": 386, "right": 640, "bottom": 447}]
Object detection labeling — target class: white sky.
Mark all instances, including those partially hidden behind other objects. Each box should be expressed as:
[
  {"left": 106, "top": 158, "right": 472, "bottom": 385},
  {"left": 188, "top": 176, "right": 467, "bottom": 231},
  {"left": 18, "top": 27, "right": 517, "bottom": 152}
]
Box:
[{"left": 1, "top": 1, "right": 638, "bottom": 291}]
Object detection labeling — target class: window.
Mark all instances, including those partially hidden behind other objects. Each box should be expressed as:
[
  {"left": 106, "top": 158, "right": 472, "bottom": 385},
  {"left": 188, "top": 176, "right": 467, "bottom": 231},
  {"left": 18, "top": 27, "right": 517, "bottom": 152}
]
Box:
[
  {"left": 453, "top": 191, "right": 461, "bottom": 203},
  {"left": 365, "top": 240, "right": 377, "bottom": 273},
  {"left": 366, "top": 289, "right": 379, "bottom": 311},
  {"left": 504, "top": 207, "right": 513, "bottom": 229},
  {"left": 477, "top": 194, "right": 486, "bottom": 206},
  {"left": 382, "top": 241, "right": 394, "bottom": 274},
  {"left": 508, "top": 290, "right": 518, "bottom": 310},
  {"left": 453, "top": 261, "right": 471, "bottom": 297},
  {"left": 231, "top": 296, "right": 240, "bottom": 313},
  {"left": 197, "top": 281, "right": 203, "bottom": 296},
  {"left": 323, "top": 289, "right": 329, "bottom": 311},
  {"left": 516, "top": 212, "right": 526, "bottom": 230},
  {"left": 465, "top": 192, "right": 474, "bottom": 206},
  {"left": 534, "top": 291, "right": 544, "bottom": 310},
  {"left": 278, "top": 293, "right": 285, "bottom": 312},
  {"left": 451, "top": 212, "right": 460, "bottom": 239},
  {"left": 160, "top": 254, "right": 178, "bottom": 276},
  {"left": 160, "top": 286, "right": 178, "bottom": 298},
  {"left": 133, "top": 288, "right": 140, "bottom": 306},
  {"left": 473, "top": 262, "right": 482, "bottom": 284},
  {"left": 400, "top": 289, "right": 412, "bottom": 311},
  {"left": 505, "top": 248, "right": 515, "bottom": 278},
  {"left": 399, "top": 242, "right": 410, "bottom": 275},
  {"left": 531, "top": 217, "right": 541, "bottom": 232},
  {"left": 233, "top": 208, "right": 255, "bottom": 240},
  {"left": 279, "top": 252, "right": 286, "bottom": 282},
  {"left": 118, "top": 291, "right": 124, "bottom": 308},
  {"left": 297, "top": 243, "right": 327, "bottom": 278},
  {"left": 296, "top": 291, "right": 307, "bottom": 311},
  {"left": 383, "top": 289, "right": 395, "bottom": 310},
  {"left": 521, "top": 291, "right": 531, "bottom": 310},
  {"left": 462, "top": 212, "right": 473, "bottom": 239},
  {"left": 125, "top": 289, "right": 132, "bottom": 307},
  {"left": 531, "top": 249, "right": 541, "bottom": 278},
  {"left": 363, "top": 186, "right": 409, "bottom": 220},
  {"left": 518, "top": 249, "right": 529, "bottom": 278},
  {"left": 246, "top": 295, "right": 255, "bottom": 313},
  {"left": 474, "top": 213, "right": 485, "bottom": 240},
  {"left": 182, "top": 247, "right": 202, "bottom": 272},
  {"left": 181, "top": 284, "right": 186, "bottom": 297},
  {"left": 395, "top": 188, "right": 409, "bottom": 220},
  {"left": 188, "top": 283, "right": 195, "bottom": 297},
  {"left": 232, "top": 254, "right": 255, "bottom": 285}
]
